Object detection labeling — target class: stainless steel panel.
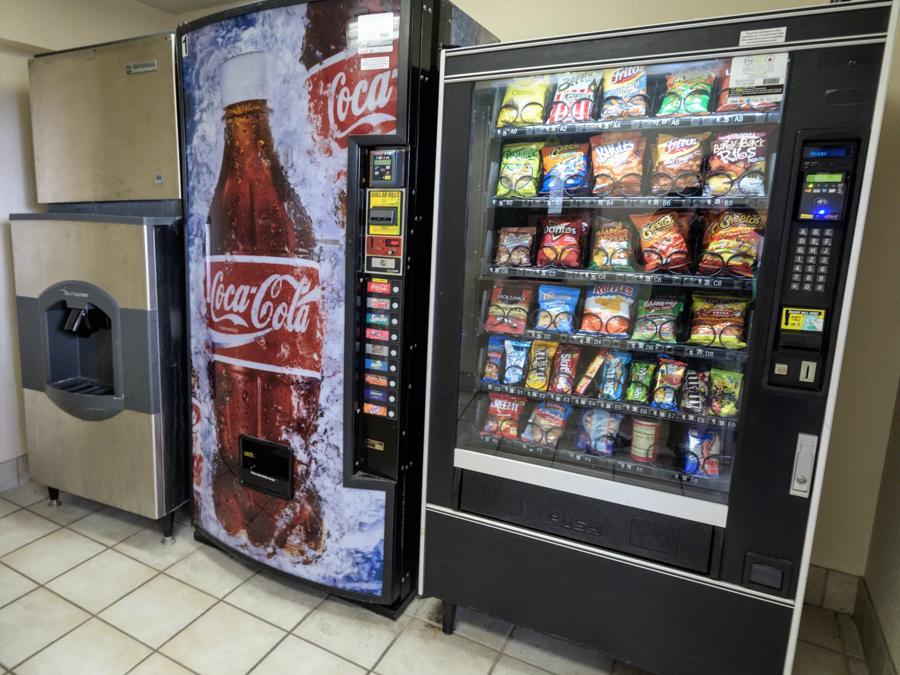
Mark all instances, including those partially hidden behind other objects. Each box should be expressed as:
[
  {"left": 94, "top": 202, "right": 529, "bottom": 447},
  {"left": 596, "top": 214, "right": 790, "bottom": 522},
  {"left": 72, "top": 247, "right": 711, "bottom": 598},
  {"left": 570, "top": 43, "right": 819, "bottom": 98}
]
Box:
[
  {"left": 11, "top": 218, "right": 153, "bottom": 310},
  {"left": 23, "top": 389, "right": 163, "bottom": 518},
  {"left": 29, "top": 34, "right": 181, "bottom": 203}
]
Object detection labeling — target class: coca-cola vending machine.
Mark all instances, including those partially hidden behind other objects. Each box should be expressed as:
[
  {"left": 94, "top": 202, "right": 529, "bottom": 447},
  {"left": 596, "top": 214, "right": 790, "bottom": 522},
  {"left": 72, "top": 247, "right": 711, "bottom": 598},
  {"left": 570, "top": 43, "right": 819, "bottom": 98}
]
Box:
[{"left": 178, "top": 0, "right": 495, "bottom": 609}]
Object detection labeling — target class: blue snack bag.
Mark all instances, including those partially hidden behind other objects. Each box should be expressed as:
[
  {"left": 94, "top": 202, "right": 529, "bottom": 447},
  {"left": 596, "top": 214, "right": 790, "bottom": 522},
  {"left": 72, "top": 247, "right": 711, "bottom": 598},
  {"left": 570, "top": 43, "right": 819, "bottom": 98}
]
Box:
[
  {"left": 534, "top": 284, "right": 581, "bottom": 334},
  {"left": 599, "top": 351, "right": 632, "bottom": 401}
]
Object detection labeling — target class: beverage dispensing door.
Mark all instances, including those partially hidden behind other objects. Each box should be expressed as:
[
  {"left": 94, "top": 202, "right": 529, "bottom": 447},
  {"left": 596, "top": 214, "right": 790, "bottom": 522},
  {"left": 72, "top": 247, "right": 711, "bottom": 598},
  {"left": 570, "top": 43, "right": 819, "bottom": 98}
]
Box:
[{"left": 355, "top": 146, "right": 408, "bottom": 481}]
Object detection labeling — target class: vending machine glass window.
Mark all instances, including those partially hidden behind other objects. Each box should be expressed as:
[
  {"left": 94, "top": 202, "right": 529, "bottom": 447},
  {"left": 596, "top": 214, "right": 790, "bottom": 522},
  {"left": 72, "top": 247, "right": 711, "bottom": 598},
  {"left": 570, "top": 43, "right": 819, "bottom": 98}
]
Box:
[{"left": 453, "top": 56, "right": 789, "bottom": 513}]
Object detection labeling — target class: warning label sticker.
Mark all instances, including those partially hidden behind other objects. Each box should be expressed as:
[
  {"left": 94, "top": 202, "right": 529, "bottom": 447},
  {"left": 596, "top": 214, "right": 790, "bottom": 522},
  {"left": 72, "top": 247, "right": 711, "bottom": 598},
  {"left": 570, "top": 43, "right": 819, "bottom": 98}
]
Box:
[{"left": 781, "top": 307, "right": 826, "bottom": 332}]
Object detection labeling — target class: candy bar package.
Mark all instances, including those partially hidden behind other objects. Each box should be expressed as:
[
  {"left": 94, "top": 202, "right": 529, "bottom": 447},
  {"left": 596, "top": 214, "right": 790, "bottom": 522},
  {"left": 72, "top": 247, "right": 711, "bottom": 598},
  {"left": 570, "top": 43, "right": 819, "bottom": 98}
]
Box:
[
  {"left": 574, "top": 351, "right": 607, "bottom": 396},
  {"left": 534, "top": 284, "right": 580, "bottom": 334},
  {"left": 680, "top": 369, "right": 710, "bottom": 415},
  {"left": 497, "top": 77, "right": 551, "bottom": 127},
  {"left": 649, "top": 132, "right": 709, "bottom": 196},
  {"left": 630, "top": 211, "right": 693, "bottom": 273},
  {"left": 632, "top": 298, "right": 683, "bottom": 343},
  {"left": 688, "top": 294, "right": 750, "bottom": 349},
  {"left": 496, "top": 142, "right": 544, "bottom": 198},
  {"left": 630, "top": 418, "right": 669, "bottom": 462},
  {"left": 710, "top": 368, "right": 743, "bottom": 417},
  {"left": 590, "top": 132, "right": 646, "bottom": 196},
  {"left": 576, "top": 409, "right": 624, "bottom": 457},
  {"left": 482, "top": 336, "right": 504, "bottom": 384},
  {"left": 705, "top": 131, "right": 768, "bottom": 197},
  {"left": 600, "top": 66, "right": 648, "bottom": 119},
  {"left": 600, "top": 350, "right": 632, "bottom": 401},
  {"left": 494, "top": 226, "right": 536, "bottom": 267},
  {"left": 716, "top": 54, "right": 787, "bottom": 112},
  {"left": 549, "top": 345, "right": 581, "bottom": 394},
  {"left": 536, "top": 216, "right": 590, "bottom": 268},
  {"left": 651, "top": 356, "right": 688, "bottom": 410},
  {"left": 657, "top": 64, "right": 720, "bottom": 116},
  {"left": 541, "top": 143, "right": 590, "bottom": 195},
  {"left": 590, "top": 219, "right": 635, "bottom": 270},
  {"left": 697, "top": 210, "right": 766, "bottom": 278},
  {"left": 522, "top": 401, "right": 572, "bottom": 449},
  {"left": 484, "top": 283, "right": 532, "bottom": 336},
  {"left": 482, "top": 393, "right": 527, "bottom": 440},
  {"left": 525, "top": 340, "right": 559, "bottom": 392},
  {"left": 580, "top": 284, "right": 635, "bottom": 337},
  {"left": 503, "top": 339, "right": 530, "bottom": 386},
  {"left": 547, "top": 71, "right": 600, "bottom": 124},
  {"left": 625, "top": 360, "right": 657, "bottom": 404},
  {"left": 681, "top": 428, "right": 722, "bottom": 476}
]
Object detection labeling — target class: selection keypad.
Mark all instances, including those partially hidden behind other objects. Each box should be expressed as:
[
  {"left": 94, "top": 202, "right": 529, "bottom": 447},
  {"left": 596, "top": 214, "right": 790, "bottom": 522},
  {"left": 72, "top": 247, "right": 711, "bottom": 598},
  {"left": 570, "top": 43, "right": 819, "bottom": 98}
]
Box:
[{"left": 789, "top": 226, "right": 835, "bottom": 293}]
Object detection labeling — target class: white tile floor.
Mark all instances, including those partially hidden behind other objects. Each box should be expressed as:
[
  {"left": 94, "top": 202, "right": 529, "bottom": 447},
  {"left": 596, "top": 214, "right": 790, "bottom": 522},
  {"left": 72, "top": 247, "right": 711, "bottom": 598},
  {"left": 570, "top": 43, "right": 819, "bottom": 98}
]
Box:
[{"left": 0, "top": 483, "right": 873, "bottom": 675}]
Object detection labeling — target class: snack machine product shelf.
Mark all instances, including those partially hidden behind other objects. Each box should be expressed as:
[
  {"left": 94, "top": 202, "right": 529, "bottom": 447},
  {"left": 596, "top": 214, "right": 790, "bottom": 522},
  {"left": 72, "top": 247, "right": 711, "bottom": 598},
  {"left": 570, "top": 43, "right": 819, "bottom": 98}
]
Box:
[
  {"left": 518, "top": 328, "right": 749, "bottom": 364},
  {"left": 484, "top": 264, "right": 755, "bottom": 292},
  {"left": 477, "top": 434, "right": 732, "bottom": 494},
  {"left": 491, "top": 195, "right": 770, "bottom": 210},
  {"left": 481, "top": 382, "right": 739, "bottom": 430},
  {"left": 494, "top": 111, "right": 781, "bottom": 138}
]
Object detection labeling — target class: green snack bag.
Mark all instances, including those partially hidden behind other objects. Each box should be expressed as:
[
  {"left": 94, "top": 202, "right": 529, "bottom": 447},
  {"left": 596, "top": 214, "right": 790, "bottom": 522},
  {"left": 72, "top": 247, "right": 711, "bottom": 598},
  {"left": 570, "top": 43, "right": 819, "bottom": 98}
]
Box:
[
  {"left": 657, "top": 65, "right": 719, "bottom": 116},
  {"left": 632, "top": 298, "right": 683, "bottom": 343},
  {"left": 496, "top": 142, "right": 544, "bottom": 198},
  {"left": 625, "top": 360, "right": 657, "bottom": 403},
  {"left": 710, "top": 368, "right": 743, "bottom": 417}
]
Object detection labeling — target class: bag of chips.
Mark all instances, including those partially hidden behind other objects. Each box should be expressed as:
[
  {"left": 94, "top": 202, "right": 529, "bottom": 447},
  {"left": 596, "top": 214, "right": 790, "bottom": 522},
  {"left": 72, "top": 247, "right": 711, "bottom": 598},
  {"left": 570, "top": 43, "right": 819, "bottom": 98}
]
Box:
[
  {"left": 534, "top": 285, "right": 580, "bottom": 334},
  {"left": 547, "top": 71, "right": 600, "bottom": 124},
  {"left": 536, "top": 216, "right": 590, "bottom": 268},
  {"left": 705, "top": 131, "right": 768, "bottom": 197},
  {"left": 697, "top": 210, "right": 766, "bottom": 278},
  {"left": 657, "top": 64, "right": 719, "bottom": 116},
  {"left": 482, "top": 393, "right": 527, "bottom": 440},
  {"left": 497, "top": 77, "right": 550, "bottom": 127},
  {"left": 630, "top": 418, "right": 669, "bottom": 462},
  {"left": 600, "top": 66, "right": 648, "bottom": 119},
  {"left": 590, "top": 132, "right": 646, "bottom": 196},
  {"left": 494, "top": 226, "right": 536, "bottom": 267},
  {"left": 590, "top": 219, "right": 635, "bottom": 271},
  {"left": 574, "top": 351, "right": 607, "bottom": 396},
  {"left": 681, "top": 428, "right": 722, "bottom": 476},
  {"left": 600, "top": 351, "right": 632, "bottom": 400},
  {"left": 649, "top": 132, "right": 709, "bottom": 196},
  {"left": 651, "top": 356, "right": 688, "bottom": 410},
  {"left": 632, "top": 298, "right": 683, "bottom": 343},
  {"left": 503, "top": 340, "right": 530, "bottom": 386},
  {"left": 522, "top": 401, "right": 572, "bottom": 449},
  {"left": 525, "top": 340, "right": 559, "bottom": 392},
  {"left": 626, "top": 360, "right": 657, "bottom": 403},
  {"left": 549, "top": 345, "right": 581, "bottom": 394},
  {"left": 580, "top": 284, "right": 635, "bottom": 337},
  {"left": 496, "top": 142, "right": 544, "bottom": 198},
  {"left": 716, "top": 54, "right": 787, "bottom": 112},
  {"left": 680, "top": 369, "right": 710, "bottom": 415},
  {"left": 541, "top": 143, "right": 590, "bottom": 195},
  {"left": 630, "top": 211, "right": 692, "bottom": 273},
  {"left": 710, "top": 368, "right": 743, "bottom": 417},
  {"left": 688, "top": 294, "right": 750, "bottom": 349},
  {"left": 484, "top": 283, "right": 532, "bottom": 336},
  {"left": 576, "top": 409, "right": 623, "bottom": 456},
  {"left": 482, "top": 336, "right": 503, "bottom": 383}
]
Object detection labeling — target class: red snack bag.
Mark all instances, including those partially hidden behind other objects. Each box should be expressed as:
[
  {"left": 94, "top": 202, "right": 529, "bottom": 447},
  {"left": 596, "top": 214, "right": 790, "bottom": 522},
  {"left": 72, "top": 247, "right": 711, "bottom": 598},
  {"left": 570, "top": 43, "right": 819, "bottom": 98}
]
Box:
[
  {"left": 482, "top": 393, "right": 527, "bottom": 440},
  {"left": 549, "top": 345, "right": 581, "bottom": 394},
  {"left": 630, "top": 211, "right": 693, "bottom": 272},
  {"left": 590, "top": 132, "right": 646, "bottom": 196},
  {"left": 484, "top": 283, "right": 533, "bottom": 336},
  {"left": 697, "top": 210, "right": 766, "bottom": 278},
  {"left": 536, "top": 216, "right": 590, "bottom": 268}
]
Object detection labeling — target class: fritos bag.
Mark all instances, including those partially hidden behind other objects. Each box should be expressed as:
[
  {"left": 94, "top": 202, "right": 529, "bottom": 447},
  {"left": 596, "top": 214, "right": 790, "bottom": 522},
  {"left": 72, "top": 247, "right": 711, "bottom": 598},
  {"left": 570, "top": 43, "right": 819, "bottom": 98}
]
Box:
[
  {"left": 600, "top": 66, "right": 648, "bottom": 119},
  {"left": 649, "top": 132, "right": 709, "bottom": 195}
]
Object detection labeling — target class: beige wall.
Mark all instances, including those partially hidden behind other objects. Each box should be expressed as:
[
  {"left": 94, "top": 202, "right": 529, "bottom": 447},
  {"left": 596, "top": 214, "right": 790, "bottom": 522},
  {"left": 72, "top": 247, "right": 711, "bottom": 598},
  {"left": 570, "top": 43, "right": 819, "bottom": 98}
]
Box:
[
  {"left": 452, "top": 0, "right": 900, "bottom": 578},
  {"left": 866, "top": 388, "right": 900, "bottom": 666}
]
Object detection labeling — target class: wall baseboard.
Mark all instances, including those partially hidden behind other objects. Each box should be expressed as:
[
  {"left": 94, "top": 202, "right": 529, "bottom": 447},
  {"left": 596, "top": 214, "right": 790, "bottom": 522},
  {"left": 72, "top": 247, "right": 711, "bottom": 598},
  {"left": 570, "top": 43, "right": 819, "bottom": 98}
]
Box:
[
  {"left": 806, "top": 564, "right": 860, "bottom": 615},
  {"left": 856, "top": 580, "right": 899, "bottom": 675},
  {"left": 0, "top": 455, "right": 29, "bottom": 493}
]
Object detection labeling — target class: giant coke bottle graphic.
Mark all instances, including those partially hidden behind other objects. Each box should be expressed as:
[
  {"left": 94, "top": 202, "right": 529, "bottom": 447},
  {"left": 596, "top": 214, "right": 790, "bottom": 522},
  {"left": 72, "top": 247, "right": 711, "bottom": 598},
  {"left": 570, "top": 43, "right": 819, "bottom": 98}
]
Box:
[{"left": 206, "top": 51, "right": 325, "bottom": 562}]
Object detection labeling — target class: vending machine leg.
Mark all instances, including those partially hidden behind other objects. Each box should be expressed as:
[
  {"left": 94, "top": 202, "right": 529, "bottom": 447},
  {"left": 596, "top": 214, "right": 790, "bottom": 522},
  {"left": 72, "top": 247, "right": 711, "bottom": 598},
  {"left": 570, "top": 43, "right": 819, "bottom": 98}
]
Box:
[
  {"left": 442, "top": 600, "right": 457, "bottom": 635},
  {"left": 160, "top": 511, "right": 175, "bottom": 545},
  {"left": 47, "top": 487, "right": 60, "bottom": 507}
]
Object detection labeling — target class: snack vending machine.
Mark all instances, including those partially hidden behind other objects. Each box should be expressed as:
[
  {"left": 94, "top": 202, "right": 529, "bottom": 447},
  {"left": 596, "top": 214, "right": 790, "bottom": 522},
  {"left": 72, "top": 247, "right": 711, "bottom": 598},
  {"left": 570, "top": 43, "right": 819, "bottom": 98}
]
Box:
[
  {"left": 421, "top": 2, "right": 895, "bottom": 672},
  {"left": 180, "top": 0, "right": 494, "bottom": 608}
]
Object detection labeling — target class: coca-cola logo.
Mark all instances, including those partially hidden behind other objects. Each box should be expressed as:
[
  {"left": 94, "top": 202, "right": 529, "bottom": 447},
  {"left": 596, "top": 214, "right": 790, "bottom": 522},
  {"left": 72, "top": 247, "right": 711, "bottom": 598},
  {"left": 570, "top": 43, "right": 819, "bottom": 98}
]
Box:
[
  {"left": 210, "top": 270, "right": 315, "bottom": 340},
  {"left": 327, "top": 65, "right": 397, "bottom": 140}
]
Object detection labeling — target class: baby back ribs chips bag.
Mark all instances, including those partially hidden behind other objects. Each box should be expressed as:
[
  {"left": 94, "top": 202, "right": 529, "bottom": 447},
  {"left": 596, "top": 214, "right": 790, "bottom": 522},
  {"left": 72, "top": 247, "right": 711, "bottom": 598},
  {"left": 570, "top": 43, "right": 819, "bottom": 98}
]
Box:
[
  {"left": 497, "top": 76, "right": 551, "bottom": 127},
  {"left": 705, "top": 131, "right": 768, "bottom": 197},
  {"left": 600, "top": 66, "right": 648, "bottom": 119},
  {"left": 697, "top": 210, "right": 766, "bottom": 278}
]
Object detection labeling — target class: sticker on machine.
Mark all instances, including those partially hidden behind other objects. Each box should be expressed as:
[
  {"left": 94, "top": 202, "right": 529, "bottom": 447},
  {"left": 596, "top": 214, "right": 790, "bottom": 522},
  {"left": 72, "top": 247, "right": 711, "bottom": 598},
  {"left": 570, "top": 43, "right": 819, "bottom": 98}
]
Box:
[
  {"left": 781, "top": 307, "right": 826, "bottom": 332},
  {"left": 739, "top": 26, "right": 786, "bottom": 47}
]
